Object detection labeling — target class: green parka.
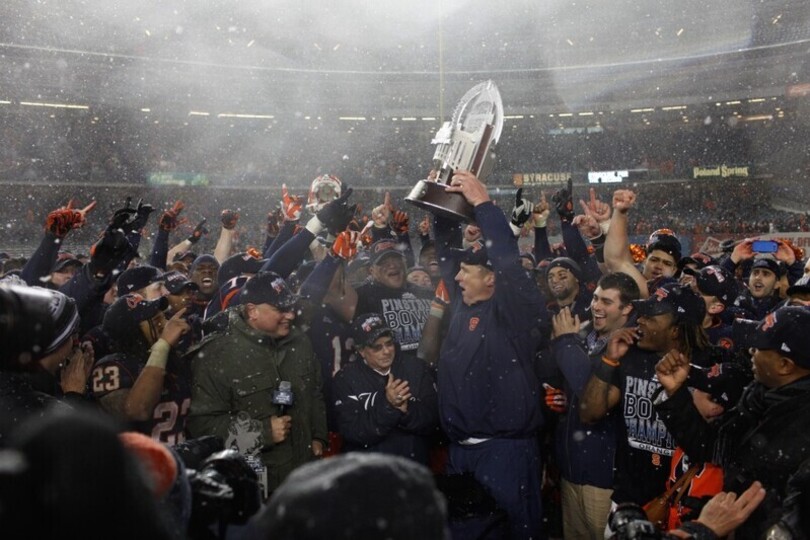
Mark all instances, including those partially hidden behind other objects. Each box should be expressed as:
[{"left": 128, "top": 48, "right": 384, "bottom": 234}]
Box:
[{"left": 187, "top": 308, "right": 328, "bottom": 491}]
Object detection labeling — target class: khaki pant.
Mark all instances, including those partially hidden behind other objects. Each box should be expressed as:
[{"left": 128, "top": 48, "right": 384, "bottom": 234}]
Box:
[{"left": 560, "top": 478, "right": 613, "bottom": 540}]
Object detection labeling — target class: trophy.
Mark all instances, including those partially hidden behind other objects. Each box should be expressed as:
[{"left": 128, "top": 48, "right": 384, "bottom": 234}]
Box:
[{"left": 405, "top": 80, "right": 504, "bottom": 222}]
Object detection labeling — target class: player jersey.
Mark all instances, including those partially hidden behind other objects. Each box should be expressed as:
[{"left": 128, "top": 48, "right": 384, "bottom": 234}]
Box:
[
  {"left": 90, "top": 351, "right": 192, "bottom": 445},
  {"left": 306, "top": 305, "right": 356, "bottom": 431}
]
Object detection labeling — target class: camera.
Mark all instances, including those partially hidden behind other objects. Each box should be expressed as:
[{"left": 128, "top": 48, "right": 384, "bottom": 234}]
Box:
[
  {"left": 609, "top": 503, "right": 663, "bottom": 540},
  {"left": 175, "top": 436, "right": 262, "bottom": 539},
  {"left": 752, "top": 240, "right": 779, "bottom": 254}
]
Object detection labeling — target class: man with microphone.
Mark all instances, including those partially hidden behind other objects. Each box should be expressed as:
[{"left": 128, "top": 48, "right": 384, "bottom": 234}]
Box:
[{"left": 187, "top": 271, "right": 328, "bottom": 495}]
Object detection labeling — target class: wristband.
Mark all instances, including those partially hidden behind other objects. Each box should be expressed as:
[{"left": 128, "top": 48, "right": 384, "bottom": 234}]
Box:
[
  {"left": 304, "top": 215, "right": 325, "bottom": 236},
  {"left": 678, "top": 521, "right": 718, "bottom": 540},
  {"left": 589, "top": 232, "right": 606, "bottom": 245},
  {"left": 146, "top": 339, "right": 171, "bottom": 369},
  {"left": 593, "top": 357, "right": 619, "bottom": 382},
  {"left": 599, "top": 220, "right": 610, "bottom": 236},
  {"left": 601, "top": 355, "right": 620, "bottom": 367},
  {"left": 430, "top": 305, "right": 446, "bottom": 319}
]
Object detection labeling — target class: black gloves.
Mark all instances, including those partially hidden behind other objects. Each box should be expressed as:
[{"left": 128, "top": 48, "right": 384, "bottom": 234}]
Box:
[
  {"left": 552, "top": 178, "right": 574, "bottom": 222},
  {"left": 187, "top": 219, "right": 209, "bottom": 244},
  {"left": 316, "top": 186, "right": 356, "bottom": 236},
  {"left": 130, "top": 200, "right": 154, "bottom": 232},
  {"left": 89, "top": 228, "right": 137, "bottom": 279}
]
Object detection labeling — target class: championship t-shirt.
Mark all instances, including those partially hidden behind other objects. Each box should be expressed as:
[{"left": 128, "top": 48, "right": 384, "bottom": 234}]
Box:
[
  {"left": 605, "top": 347, "right": 676, "bottom": 505},
  {"left": 355, "top": 282, "right": 432, "bottom": 352}
]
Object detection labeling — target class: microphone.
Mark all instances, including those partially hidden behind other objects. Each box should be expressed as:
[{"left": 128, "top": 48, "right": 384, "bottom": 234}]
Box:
[{"left": 272, "top": 381, "right": 294, "bottom": 416}]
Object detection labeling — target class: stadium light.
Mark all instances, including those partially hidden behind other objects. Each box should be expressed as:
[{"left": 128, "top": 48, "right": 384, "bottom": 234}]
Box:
[{"left": 20, "top": 101, "right": 89, "bottom": 110}]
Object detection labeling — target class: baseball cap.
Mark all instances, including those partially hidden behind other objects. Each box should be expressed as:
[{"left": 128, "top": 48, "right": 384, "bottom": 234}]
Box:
[
  {"left": 51, "top": 253, "right": 83, "bottom": 274},
  {"left": 787, "top": 273, "right": 810, "bottom": 296},
  {"left": 218, "top": 252, "right": 268, "bottom": 284},
  {"left": 162, "top": 270, "right": 199, "bottom": 295},
  {"left": 117, "top": 265, "right": 164, "bottom": 295},
  {"left": 747, "top": 306, "right": 810, "bottom": 367},
  {"left": 683, "top": 265, "right": 738, "bottom": 305},
  {"left": 547, "top": 257, "right": 582, "bottom": 282},
  {"left": 368, "top": 240, "right": 406, "bottom": 266},
  {"left": 678, "top": 252, "right": 716, "bottom": 271},
  {"left": 103, "top": 294, "right": 169, "bottom": 342},
  {"left": 189, "top": 254, "right": 220, "bottom": 275},
  {"left": 452, "top": 239, "right": 491, "bottom": 268},
  {"left": 687, "top": 362, "right": 748, "bottom": 409},
  {"left": 750, "top": 256, "right": 783, "bottom": 277},
  {"left": 351, "top": 313, "right": 395, "bottom": 348},
  {"left": 632, "top": 282, "right": 706, "bottom": 325},
  {"left": 239, "top": 271, "right": 298, "bottom": 310},
  {"left": 646, "top": 229, "right": 682, "bottom": 262}
]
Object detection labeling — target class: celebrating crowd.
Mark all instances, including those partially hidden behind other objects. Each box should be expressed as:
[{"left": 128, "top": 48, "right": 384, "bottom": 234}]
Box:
[{"left": 2, "top": 171, "right": 809, "bottom": 540}]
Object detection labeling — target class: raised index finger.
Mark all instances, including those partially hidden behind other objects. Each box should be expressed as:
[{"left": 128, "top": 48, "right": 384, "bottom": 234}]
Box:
[{"left": 80, "top": 200, "right": 98, "bottom": 215}]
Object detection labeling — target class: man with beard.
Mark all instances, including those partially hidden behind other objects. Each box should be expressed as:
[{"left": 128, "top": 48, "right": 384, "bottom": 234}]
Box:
[
  {"left": 580, "top": 282, "right": 708, "bottom": 516},
  {"left": 654, "top": 306, "right": 810, "bottom": 539},
  {"left": 546, "top": 257, "right": 591, "bottom": 320},
  {"left": 540, "top": 272, "right": 640, "bottom": 539}
]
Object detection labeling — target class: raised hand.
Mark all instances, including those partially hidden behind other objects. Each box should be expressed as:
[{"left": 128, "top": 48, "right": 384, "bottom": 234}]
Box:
[
  {"left": 371, "top": 192, "right": 392, "bottom": 227},
  {"left": 551, "top": 178, "right": 574, "bottom": 221},
  {"left": 391, "top": 210, "right": 409, "bottom": 235},
  {"left": 579, "top": 188, "right": 611, "bottom": 224},
  {"left": 282, "top": 184, "right": 304, "bottom": 221},
  {"left": 510, "top": 188, "right": 535, "bottom": 229},
  {"left": 266, "top": 208, "right": 282, "bottom": 237},
  {"left": 316, "top": 186, "right": 356, "bottom": 235},
  {"left": 532, "top": 192, "right": 551, "bottom": 228},
  {"left": 572, "top": 214, "right": 601, "bottom": 239},
  {"left": 159, "top": 200, "right": 186, "bottom": 232},
  {"left": 130, "top": 199, "right": 155, "bottom": 231},
  {"left": 220, "top": 209, "right": 240, "bottom": 230},
  {"left": 110, "top": 197, "right": 138, "bottom": 230},
  {"left": 45, "top": 199, "right": 96, "bottom": 238},
  {"left": 186, "top": 218, "right": 208, "bottom": 244},
  {"left": 611, "top": 189, "right": 637, "bottom": 213},
  {"left": 331, "top": 230, "right": 360, "bottom": 260}
]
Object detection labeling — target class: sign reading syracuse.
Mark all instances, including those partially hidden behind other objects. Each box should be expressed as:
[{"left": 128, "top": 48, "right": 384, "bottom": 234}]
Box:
[{"left": 513, "top": 172, "right": 570, "bottom": 186}]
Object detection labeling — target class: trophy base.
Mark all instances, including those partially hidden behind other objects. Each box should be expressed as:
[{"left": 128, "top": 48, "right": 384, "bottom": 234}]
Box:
[{"left": 405, "top": 180, "right": 475, "bottom": 223}]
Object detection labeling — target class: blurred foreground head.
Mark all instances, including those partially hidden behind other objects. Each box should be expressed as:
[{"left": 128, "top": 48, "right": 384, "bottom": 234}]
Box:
[
  {"left": 252, "top": 452, "right": 449, "bottom": 540},
  {"left": 0, "top": 409, "right": 172, "bottom": 540},
  {"left": 0, "top": 284, "right": 79, "bottom": 372}
]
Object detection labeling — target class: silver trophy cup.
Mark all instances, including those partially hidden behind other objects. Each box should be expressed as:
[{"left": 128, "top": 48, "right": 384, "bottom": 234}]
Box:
[{"left": 406, "top": 80, "right": 504, "bottom": 222}]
